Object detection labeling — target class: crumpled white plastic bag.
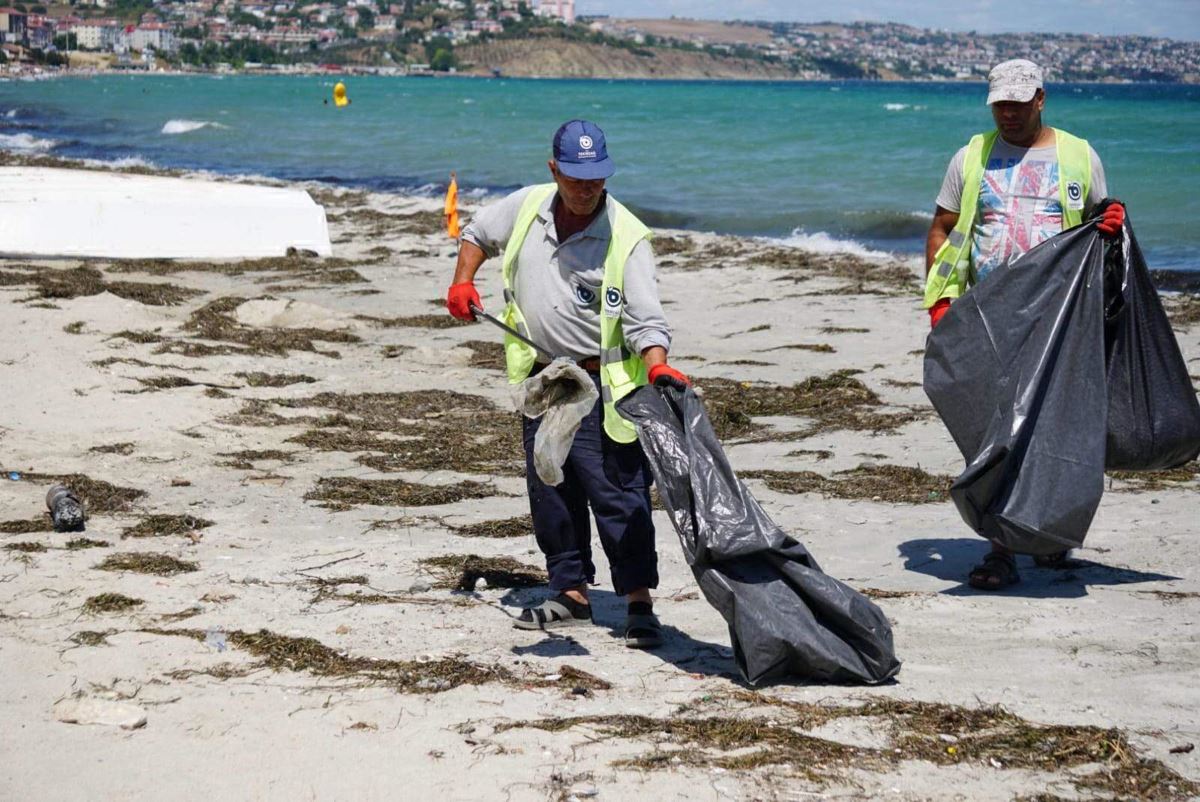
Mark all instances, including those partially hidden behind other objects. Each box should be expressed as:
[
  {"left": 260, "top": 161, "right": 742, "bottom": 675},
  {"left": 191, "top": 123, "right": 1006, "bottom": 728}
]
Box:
[{"left": 511, "top": 358, "right": 599, "bottom": 486}]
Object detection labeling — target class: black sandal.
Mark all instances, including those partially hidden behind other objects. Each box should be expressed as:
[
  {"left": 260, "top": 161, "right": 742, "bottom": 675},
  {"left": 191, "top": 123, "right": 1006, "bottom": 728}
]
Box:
[
  {"left": 968, "top": 551, "right": 1020, "bottom": 590},
  {"left": 514, "top": 594, "right": 593, "bottom": 631},
  {"left": 624, "top": 603, "right": 663, "bottom": 649}
]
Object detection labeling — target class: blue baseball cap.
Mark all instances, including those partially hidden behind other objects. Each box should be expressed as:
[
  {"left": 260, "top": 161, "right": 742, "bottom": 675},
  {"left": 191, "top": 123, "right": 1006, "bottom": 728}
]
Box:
[{"left": 552, "top": 119, "right": 615, "bottom": 180}]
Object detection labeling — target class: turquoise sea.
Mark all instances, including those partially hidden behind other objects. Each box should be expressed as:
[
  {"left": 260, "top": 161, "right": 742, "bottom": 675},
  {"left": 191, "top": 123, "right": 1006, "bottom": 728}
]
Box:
[{"left": 2, "top": 75, "right": 1198, "bottom": 274}]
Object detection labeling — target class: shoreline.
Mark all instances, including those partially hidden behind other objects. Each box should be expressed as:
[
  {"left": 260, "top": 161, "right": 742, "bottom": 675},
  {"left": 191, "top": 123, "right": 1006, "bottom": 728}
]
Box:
[{"left": 0, "top": 160, "right": 1198, "bottom": 799}]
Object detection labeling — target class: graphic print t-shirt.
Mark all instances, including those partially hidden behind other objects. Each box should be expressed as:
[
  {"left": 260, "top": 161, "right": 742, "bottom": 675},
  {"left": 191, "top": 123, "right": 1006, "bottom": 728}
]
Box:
[{"left": 936, "top": 134, "right": 1107, "bottom": 283}]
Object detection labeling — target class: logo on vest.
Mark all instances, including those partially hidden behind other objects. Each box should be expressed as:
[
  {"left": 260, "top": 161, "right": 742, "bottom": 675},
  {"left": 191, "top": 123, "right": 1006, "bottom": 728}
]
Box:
[
  {"left": 1066, "top": 180, "right": 1084, "bottom": 211},
  {"left": 605, "top": 287, "right": 623, "bottom": 313}
]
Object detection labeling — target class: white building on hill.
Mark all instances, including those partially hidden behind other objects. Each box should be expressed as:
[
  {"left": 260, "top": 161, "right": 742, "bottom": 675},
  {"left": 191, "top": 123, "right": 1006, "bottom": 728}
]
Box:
[{"left": 535, "top": 0, "right": 574, "bottom": 25}]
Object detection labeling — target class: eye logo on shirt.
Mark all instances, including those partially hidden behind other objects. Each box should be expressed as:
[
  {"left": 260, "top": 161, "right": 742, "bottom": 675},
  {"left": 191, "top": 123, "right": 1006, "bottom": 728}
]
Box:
[
  {"left": 1066, "top": 180, "right": 1084, "bottom": 210},
  {"left": 574, "top": 285, "right": 597, "bottom": 305},
  {"left": 605, "top": 287, "right": 623, "bottom": 312}
]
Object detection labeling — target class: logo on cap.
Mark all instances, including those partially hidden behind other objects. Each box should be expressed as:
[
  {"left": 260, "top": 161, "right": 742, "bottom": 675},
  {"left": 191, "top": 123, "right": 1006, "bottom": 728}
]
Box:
[{"left": 579, "top": 135, "right": 593, "bottom": 150}]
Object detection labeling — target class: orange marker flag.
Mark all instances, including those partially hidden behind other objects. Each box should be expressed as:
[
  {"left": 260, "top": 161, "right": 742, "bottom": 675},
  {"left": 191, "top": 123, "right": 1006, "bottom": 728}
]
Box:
[{"left": 445, "top": 172, "right": 460, "bottom": 240}]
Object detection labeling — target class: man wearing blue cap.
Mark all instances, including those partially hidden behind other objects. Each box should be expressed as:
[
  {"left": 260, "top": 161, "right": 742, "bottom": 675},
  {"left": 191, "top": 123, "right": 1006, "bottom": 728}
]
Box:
[{"left": 446, "top": 120, "right": 687, "bottom": 648}]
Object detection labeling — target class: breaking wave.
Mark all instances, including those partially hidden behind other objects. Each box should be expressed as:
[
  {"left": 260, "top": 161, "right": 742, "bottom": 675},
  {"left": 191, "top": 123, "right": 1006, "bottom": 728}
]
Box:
[
  {"left": 161, "top": 119, "right": 226, "bottom": 135},
  {"left": 773, "top": 229, "right": 892, "bottom": 259},
  {"left": 0, "top": 132, "right": 57, "bottom": 152}
]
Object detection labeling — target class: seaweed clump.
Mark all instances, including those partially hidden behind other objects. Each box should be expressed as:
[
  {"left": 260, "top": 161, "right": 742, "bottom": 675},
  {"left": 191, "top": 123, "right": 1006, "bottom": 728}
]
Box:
[
  {"left": 235, "top": 372, "right": 318, "bottom": 387},
  {"left": 4, "top": 541, "right": 47, "bottom": 553},
  {"left": 96, "top": 552, "right": 198, "bottom": 576},
  {"left": 0, "top": 517, "right": 51, "bottom": 534},
  {"left": 83, "top": 593, "right": 144, "bottom": 614},
  {"left": 696, "top": 371, "right": 922, "bottom": 441},
  {"left": 451, "top": 515, "right": 533, "bottom": 539},
  {"left": 743, "top": 464, "right": 952, "bottom": 504},
  {"left": 305, "top": 477, "right": 498, "bottom": 510},
  {"left": 180, "top": 297, "right": 361, "bottom": 357},
  {"left": 142, "top": 627, "right": 513, "bottom": 693},
  {"left": 499, "top": 694, "right": 1200, "bottom": 799},
  {"left": 121, "top": 514, "right": 214, "bottom": 539},
  {"left": 1108, "top": 461, "right": 1199, "bottom": 492},
  {"left": 0, "top": 265, "right": 203, "bottom": 306},
  {"left": 418, "top": 554, "right": 547, "bottom": 591},
  {"left": 235, "top": 390, "right": 524, "bottom": 476}
]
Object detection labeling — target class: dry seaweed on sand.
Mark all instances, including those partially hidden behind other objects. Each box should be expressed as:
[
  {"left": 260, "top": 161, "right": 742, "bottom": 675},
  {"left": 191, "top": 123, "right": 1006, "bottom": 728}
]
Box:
[
  {"left": 305, "top": 477, "right": 498, "bottom": 510},
  {"left": 95, "top": 552, "right": 198, "bottom": 576},
  {"left": 857, "top": 587, "right": 928, "bottom": 599},
  {"left": 1131, "top": 589, "right": 1200, "bottom": 604},
  {"left": 63, "top": 321, "right": 86, "bottom": 334},
  {"left": 418, "top": 554, "right": 547, "bottom": 591},
  {"left": 461, "top": 339, "right": 506, "bottom": 370},
  {"left": 355, "top": 313, "right": 468, "bottom": 330},
  {"left": 121, "top": 514, "right": 214, "bottom": 539},
  {"left": 83, "top": 593, "right": 144, "bottom": 614},
  {"left": 743, "top": 464, "right": 953, "bottom": 504},
  {"left": 759, "top": 342, "right": 836, "bottom": 353},
  {"left": 695, "top": 371, "right": 922, "bottom": 441},
  {"left": 882, "top": 379, "right": 922, "bottom": 389},
  {"left": 110, "top": 329, "right": 168, "bottom": 344},
  {"left": 91, "top": 356, "right": 200, "bottom": 372},
  {"left": 234, "top": 371, "right": 317, "bottom": 387},
  {"left": 502, "top": 695, "right": 1200, "bottom": 799},
  {"left": 181, "top": 297, "right": 361, "bottom": 357},
  {"left": 0, "top": 265, "right": 203, "bottom": 306},
  {"left": 4, "top": 541, "right": 47, "bottom": 553},
  {"left": 819, "top": 326, "right": 870, "bottom": 334},
  {"left": 0, "top": 517, "right": 51, "bottom": 534},
  {"left": 381, "top": 344, "right": 412, "bottom": 359},
  {"left": 22, "top": 473, "right": 146, "bottom": 514},
  {"left": 751, "top": 248, "right": 918, "bottom": 295},
  {"left": 262, "top": 390, "right": 524, "bottom": 476},
  {"left": 786, "top": 448, "right": 833, "bottom": 460},
  {"left": 70, "top": 630, "right": 117, "bottom": 646},
  {"left": 327, "top": 207, "right": 448, "bottom": 237},
  {"left": 66, "top": 538, "right": 110, "bottom": 550},
  {"left": 141, "top": 627, "right": 514, "bottom": 693},
  {"left": 89, "top": 442, "right": 136, "bottom": 455},
  {"left": 1107, "top": 461, "right": 1200, "bottom": 492},
  {"left": 217, "top": 449, "right": 298, "bottom": 469},
  {"left": 127, "top": 375, "right": 238, "bottom": 393},
  {"left": 1163, "top": 295, "right": 1200, "bottom": 327},
  {"left": 498, "top": 714, "right": 879, "bottom": 779},
  {"left": 103, "top": 253, "right": 381, "bottom": 278},
  {"left": 451, "top": 515, "right": 533, "bottom": 539}
]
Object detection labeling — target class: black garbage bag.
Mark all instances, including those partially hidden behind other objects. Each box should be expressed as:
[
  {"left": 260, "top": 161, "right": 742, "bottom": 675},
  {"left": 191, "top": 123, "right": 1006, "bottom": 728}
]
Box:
[
  {"left": 617, "top": 385, "right": 901, "bottom": 686},
  {"left": 924, "top": 207, "right": 1200, "bottom": 555}
]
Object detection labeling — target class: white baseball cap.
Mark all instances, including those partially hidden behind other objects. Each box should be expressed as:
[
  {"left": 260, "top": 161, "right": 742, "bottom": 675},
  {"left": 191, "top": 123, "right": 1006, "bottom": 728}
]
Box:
[{"left": 987, "top": 59, "right": 1044, "bottom": 105}]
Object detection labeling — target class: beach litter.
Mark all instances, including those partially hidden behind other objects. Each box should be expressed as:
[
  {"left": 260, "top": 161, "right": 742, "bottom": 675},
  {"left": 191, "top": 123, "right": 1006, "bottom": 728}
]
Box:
[
  {"left": 511, "top": 358, "right": 598, "bottom": 485},
  {"left": 46, "top": 484, "right": 86, "bottom": 532},
  {"left": 53, "top": 695, "right": 147, "bottom": 730}
]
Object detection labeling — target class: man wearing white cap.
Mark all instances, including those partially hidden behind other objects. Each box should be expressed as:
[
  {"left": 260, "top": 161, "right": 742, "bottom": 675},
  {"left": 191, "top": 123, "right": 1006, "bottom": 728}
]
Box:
[{"left": 923, "top": 59, "right": 1125, "bottom": 590}]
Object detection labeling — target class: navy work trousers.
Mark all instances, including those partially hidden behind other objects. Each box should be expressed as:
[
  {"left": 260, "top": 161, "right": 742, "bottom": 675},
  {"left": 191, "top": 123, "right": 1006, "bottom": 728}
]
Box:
[{"left": 522, "top": 375, "right": 658, "bottom": 597}]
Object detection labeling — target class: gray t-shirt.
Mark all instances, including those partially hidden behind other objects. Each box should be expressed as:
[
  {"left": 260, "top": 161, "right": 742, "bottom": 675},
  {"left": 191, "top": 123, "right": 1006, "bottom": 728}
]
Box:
[
  {"left": 936, "top": 133, "right": 1108, "bottom": 283},
  {"left": 461, "top": 186, "right": 671, "bottom": 361}
]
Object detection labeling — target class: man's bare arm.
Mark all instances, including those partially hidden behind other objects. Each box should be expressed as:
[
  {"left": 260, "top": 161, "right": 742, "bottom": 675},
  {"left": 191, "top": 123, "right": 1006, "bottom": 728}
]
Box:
[
  {"left": 925, "top": 205, "right": 960, "bottom": 276},
  {"left": 452, "top": 240, "right": 488, "bottom": 286}
]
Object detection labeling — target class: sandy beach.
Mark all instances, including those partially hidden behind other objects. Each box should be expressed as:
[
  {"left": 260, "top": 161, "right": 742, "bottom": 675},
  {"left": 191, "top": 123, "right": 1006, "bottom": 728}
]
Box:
[{"left": 1, "top": 162, "right": 1198, "bottom": 801}]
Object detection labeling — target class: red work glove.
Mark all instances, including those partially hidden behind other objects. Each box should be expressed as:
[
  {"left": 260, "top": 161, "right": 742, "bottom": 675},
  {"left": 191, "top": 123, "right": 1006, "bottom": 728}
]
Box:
[
  {"left": 446, "top": 281, "right": 481, "bottom": 321},
  {"left": 649, "top": 364, "right": 690, "bottom": 391},
  {"left": 929, "top": 298, "right": 951, "bottom": 329},
  {"left": 1097, "top": 202, "right": 1125, "bottom": 238}
]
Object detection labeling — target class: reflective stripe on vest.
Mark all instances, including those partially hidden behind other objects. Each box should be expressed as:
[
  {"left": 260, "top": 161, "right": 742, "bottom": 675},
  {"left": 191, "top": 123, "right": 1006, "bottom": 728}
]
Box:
[
  {"left": 500, "top": 184, "right": 652, "bottom": 444},
  {"left": 922, "top": 128, "right": 1092, "bottom": 308}
]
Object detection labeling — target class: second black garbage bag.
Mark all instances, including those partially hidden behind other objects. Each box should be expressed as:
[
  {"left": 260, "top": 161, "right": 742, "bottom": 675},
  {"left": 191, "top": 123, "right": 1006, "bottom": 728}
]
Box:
[
  {"left": 923, "top": 209, "right": 1200, "bottom": 555},
  {"left": 617, "top": 385, "right": 901, "bottom": 686}
]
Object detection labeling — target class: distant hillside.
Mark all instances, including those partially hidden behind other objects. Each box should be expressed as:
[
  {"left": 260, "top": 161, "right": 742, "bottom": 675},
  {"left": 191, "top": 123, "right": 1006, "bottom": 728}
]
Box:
[{"left": 456, "top": 37, "right": 803, "bottom": 81}]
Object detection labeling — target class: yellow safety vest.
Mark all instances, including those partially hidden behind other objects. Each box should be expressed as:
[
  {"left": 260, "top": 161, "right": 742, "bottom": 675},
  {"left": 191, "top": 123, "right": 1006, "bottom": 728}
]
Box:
[
  {"left": 500, "top": 184, "right": 652, "bottom": 444},
  {"left": 923, "top": 128, "right": 1092, "bottom": 308}
]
